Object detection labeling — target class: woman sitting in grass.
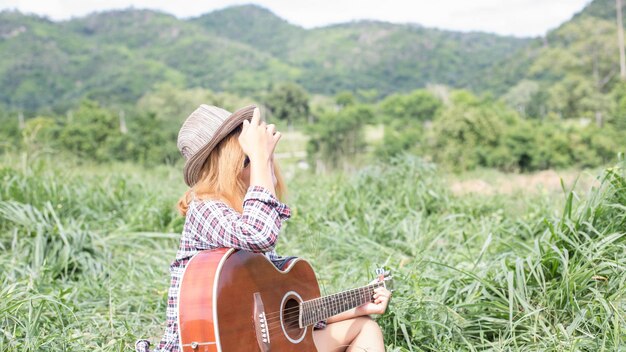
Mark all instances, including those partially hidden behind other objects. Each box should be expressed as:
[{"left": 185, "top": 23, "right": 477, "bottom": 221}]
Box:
[{"left": 136, "top": 104, "right": 391, "bottom": 352}]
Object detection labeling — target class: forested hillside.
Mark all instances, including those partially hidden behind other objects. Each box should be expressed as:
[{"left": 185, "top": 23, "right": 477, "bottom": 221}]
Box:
[
  {"left": 494, "top": 0, "right": 626, "bottom": 123},
  {"left": 0, "top": 0, "right": 624, "bottom": 173},
  {"left": 0, "top": 5, "right": 528, "bottom": 112},
  {"left": 4, "top": 1, "right": 626, "bottom": 117}
]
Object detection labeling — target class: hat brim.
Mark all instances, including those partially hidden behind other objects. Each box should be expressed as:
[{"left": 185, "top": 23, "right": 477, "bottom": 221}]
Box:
[{"left": 183, "top": 104, "right": 256, "bottom": 187}]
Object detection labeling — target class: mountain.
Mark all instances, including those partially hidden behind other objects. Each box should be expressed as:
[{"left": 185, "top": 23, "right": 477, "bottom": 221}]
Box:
[
  {"left": 192, "top": 7, "right": 530, "bottom": 96},
  {"left": 191, "top": 5, "right": 307, "bottom": 58},
  {"left": 64, "top": 9, "right": 298, "bottom": 93},
  {"left": 289, "top": 21, "right": 528, "bottom": 95},
  {"left": 0, "top": 10, "right": 184, "bottom": 111},
  {"left": 572, "top": 0, "right": 625, "bottom": 21},
  {"left": 1, "top": 5, "right": 532, "bottom": 112},
  {"left": 486, "top": 0, "right": 626, "bottom": 119}
]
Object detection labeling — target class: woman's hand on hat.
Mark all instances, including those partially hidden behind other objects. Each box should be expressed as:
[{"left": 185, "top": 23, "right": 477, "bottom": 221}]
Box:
[
  {"left": 266, "top": 123, "right": 280, "bottom": 160},
  {"left": 239, "top": 107, "right": 281, "bottom": 163}
]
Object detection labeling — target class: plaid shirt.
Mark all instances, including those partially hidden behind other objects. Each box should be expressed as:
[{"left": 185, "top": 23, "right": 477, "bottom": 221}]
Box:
[{"left": 136, "top": 185, "right": 323, "bottom": 352}]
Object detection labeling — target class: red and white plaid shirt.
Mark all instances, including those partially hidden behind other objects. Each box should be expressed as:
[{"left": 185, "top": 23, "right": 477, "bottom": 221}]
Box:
[{"left": 136, "top": 185, "right": 297, "bottom": 352}]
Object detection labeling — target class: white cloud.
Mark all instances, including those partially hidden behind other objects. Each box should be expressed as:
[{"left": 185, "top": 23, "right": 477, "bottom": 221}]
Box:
[{"left": 0, "top": 0, "right": 593, "bottom": 36}]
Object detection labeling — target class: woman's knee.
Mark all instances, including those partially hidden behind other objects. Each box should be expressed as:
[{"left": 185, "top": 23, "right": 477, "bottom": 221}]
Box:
[
  {"left": 355, "top": 316, "right": 382, "bottom": 335},
  {"left": 347, "top": 316, "right": 384, "bottom": 352}
]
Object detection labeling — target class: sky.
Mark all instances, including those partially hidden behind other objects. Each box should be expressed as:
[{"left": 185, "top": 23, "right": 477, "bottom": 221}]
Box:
[{"left": 0, "top": 0, "right": 594, "bottom": 37}]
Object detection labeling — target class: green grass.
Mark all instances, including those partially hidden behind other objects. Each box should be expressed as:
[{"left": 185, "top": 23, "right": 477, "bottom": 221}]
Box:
[{"left": 0, "top": 152, "right": 624, "bottom": 351}]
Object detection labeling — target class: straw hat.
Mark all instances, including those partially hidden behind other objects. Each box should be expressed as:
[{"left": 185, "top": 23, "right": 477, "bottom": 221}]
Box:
[{"left": 177, "top": 104, "right": 256, "bottom": 187}]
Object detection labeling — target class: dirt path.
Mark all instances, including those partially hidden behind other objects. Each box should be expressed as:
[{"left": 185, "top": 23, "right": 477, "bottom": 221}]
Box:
[{"left": 449, "top": 169, "right": 601, "bottom": 196}]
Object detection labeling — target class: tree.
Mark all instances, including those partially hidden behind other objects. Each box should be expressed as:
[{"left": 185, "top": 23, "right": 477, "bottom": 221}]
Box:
[
  {"left": 428, "top": 91, "right": 524, "bottom": 171},
  {"left": 264, "top": 82, "right": 310, "bottom": 128},
  {"left": 502, "top": 80, "right": 541, "bottom": 117},
  {"left": 611, "top": 81, "right": 626, "bottom": 129},
  {"left": 378, "top": 90, "right": 441, "bottom": 124},
  {"left": 529, "top": 17, "right": 619, "bottom": 123},
  {"left": 306, "top": 104, "right": 374, "bottom": 171},
  {"left": 375, "top": 90, "right": 442, "bottom": 157},
  {"left": 58, "top": 100, "right": 119, "bottom": 161},
  {"left": 617, "top": 0, "right": 626, "bottom": 79},
  {"left": 106, "top": 111, "right": 180, "bottom": 165},
  {"left": 335, "top": 91, "right": 356, "bottom": 108}
]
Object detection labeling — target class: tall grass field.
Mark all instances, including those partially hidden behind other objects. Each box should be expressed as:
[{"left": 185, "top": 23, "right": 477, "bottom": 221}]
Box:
[{"left": 1, "top": 153, "right": 625, "bottom": 351}]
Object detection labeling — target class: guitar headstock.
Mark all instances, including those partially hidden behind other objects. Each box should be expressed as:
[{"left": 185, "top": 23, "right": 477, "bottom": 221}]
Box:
[{"left": 374, "top": 267, "right": 394, "bottom": 291}]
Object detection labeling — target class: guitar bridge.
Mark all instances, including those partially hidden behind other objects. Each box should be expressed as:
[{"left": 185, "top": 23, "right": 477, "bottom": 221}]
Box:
[{"left": 253, "top": 292, "right": 270, "bottom": 352}]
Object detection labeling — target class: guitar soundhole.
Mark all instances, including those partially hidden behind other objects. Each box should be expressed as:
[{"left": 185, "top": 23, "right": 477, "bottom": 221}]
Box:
[{"left": 281, "top": 296, "right": 305, "bottom": 342}]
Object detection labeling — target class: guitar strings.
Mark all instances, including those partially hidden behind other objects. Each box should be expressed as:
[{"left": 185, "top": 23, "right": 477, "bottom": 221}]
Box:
[
  {"left": 263, "top": 287, "right": 379, "bottom": 321},
  {"left": 262, "top": 283, "right": 385, "bottom": 334},
  {"left": 263, "top": 282, "right": 382, "bottom": 318},
  {"left": 265, "top": 289, "right": 379, "bottom": 334},
  {"left": 263, "top": 284, "right": 381, "bottom": 320},
  {"left": 263, "top": 289, "right": 374, "bottom": 320},
  {"left": 263, "top": 288, "right": 379, "bottom": 328},
  {"left": 265, "top": 295, "right": 372, "bottom": 324}
]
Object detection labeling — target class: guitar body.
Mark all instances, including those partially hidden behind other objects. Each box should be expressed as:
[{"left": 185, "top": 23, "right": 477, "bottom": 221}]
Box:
[{"left": 178, "top": 249, "right": 321, "bottom": 352}]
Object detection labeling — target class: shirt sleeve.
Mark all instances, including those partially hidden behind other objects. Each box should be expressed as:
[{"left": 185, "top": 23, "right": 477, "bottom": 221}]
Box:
[
  {"left": 192, "top": 185, "right": 291, "bottom": 253},
  {"left": 314, "top": 320, "right": 327, "bottom": 330}
]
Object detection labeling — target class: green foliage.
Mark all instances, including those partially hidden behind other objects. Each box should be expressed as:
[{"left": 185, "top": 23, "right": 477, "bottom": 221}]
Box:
[
  {"left": 191, "top": 5, "right": 307, "bottom": 58},
  {"left": 57, "top": 100, "right": 119, "bottom": 161},
  {"left": 497, "top": 2, "right": 624, "bottom": 122},
  {"left": 502, "top": 80, "right": 542, "bottom": 117},
  {"left": 425, "top": 90, "right": 623, "bottom": 172},
  {"left": 334, "top": 91, "right": 357, "bottom": 108},
  {"left": 0, "top": 157, "right": 184, "bottom": 351},
  {"left": 546, "top": 75, "right": 608, "bottom": 120},
  {"left": 290, "top": 22, "right": 528, "bottom": 96},
  {"left": 375, "top": 89, "right": 442, "bottom": 158},
  {"left": 5, "top": 100, "right": 180, "bottom": 166},
  {"left": 306, "top": 104, "right": 374, "bottom": 169},
  {"left": 379, "top": 90, "right": 442, "bottom": 123},
  {"left": 0, "top": 112, "right": 19, "bottom": 154},
  {"left": 610, "top": 81, "right": 626, "bottom": 130},
  {"left": 572, "top": 0, "right": 626, "bottom": 22},
  {"left": 1, "top": 0, "right": 625, "bottom": 173},
  {"left": 2, "top": 0, "right": 625, "bottom": 125},
  {"left": 1, "top": 153, "right": 625, "bottom": 351},
  {"left": 0, "top": 6, "right": 529, "bottom": 113},
  {"left": 105, "top": 112, "right": 180, "bottom": 165},
  {"left": 264, "top": 82, "right": 310, "bottom": 126},
  {"left": 288, "top": 155, "right": 626, "bottom": 350},
  {"left": 429, "top": 91, "right": 521, "bottom": 171}
]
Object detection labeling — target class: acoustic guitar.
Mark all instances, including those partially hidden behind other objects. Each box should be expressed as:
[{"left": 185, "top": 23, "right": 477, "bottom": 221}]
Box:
[{"left": 178, "top": 248, "right": 392, "bottom": 352}]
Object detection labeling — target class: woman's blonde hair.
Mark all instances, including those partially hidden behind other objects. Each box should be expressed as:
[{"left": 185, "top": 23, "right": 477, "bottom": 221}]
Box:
[{"left": 177, "top": 126, "right": 287, "bottom": 216}]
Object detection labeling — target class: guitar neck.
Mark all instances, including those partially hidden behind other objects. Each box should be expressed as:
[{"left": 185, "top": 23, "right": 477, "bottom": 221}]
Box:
[{"left": 300, "top": 281, "right": 385, "bottom": 327}]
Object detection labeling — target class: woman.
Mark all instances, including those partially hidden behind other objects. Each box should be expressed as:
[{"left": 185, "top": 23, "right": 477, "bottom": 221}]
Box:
[{"left": 136, "top": 104, "right": 391, "bottom": 352}]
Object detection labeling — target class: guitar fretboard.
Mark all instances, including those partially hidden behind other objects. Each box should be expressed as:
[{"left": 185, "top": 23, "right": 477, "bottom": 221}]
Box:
[{"left": 300, "top": 281, "right": 385, "bottom": 327}]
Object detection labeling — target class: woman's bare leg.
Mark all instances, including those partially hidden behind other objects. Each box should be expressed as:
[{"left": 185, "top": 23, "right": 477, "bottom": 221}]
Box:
[{"left": 312, "top": 316, "right": 384, "bottom": 352}]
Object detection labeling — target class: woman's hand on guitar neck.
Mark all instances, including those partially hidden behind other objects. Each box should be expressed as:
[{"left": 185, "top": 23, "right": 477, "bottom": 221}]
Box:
[
  {"left": 356, "top": 287, "right": 392, "bottom": 315},
  {"left": 326, "top": 287, "right": 392, "bottom": 324}
]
